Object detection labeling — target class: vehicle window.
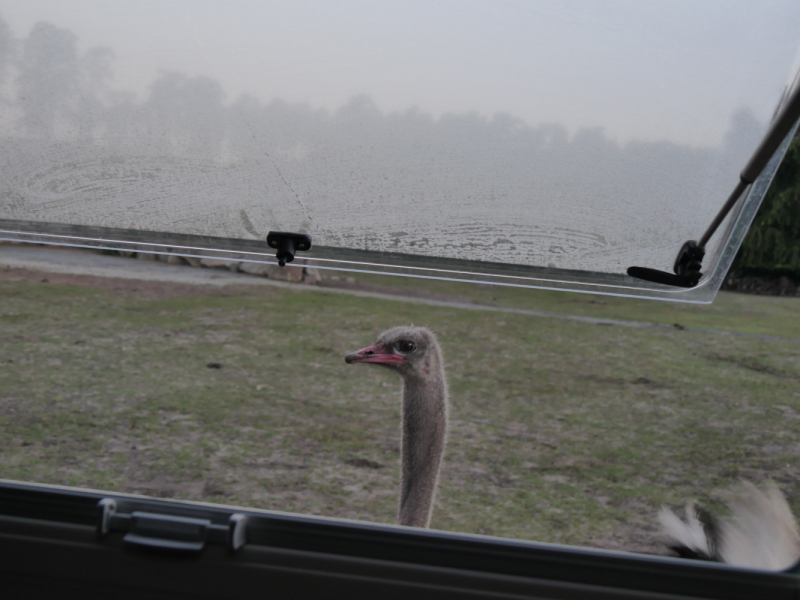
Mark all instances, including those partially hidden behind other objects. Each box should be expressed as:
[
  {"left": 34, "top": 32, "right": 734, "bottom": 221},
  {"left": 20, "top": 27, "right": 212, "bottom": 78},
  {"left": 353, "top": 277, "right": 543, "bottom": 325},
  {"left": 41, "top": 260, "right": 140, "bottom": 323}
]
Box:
[
  {"left": 1, "top": 1, "right": 799, "bottom": 569},
  {"left": 1, "top": 2, "right": 799, "bottom": 301}
]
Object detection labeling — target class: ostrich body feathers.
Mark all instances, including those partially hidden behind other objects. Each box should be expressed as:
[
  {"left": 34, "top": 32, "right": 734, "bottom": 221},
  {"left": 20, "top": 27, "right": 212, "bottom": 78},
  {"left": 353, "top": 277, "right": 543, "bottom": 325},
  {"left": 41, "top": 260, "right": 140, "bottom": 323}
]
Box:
[{"left": 659, "top": 482, "right": 800, "bottom": 570}]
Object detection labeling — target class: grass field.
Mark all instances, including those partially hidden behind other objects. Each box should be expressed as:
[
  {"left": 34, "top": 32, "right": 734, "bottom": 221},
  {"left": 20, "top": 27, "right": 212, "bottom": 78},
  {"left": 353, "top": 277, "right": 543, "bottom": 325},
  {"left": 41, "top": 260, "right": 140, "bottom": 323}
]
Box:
[{"left": 1, "top": 268, "right": 799, "bottom": 555}]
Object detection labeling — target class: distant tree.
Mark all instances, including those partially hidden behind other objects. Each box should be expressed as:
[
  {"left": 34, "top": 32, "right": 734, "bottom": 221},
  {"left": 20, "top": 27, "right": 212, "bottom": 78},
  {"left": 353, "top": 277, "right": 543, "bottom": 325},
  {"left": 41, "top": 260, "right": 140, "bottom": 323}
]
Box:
[
  {"left": 0, "top": 15, "right": 12, "bottom": 99},
  {"left": 722, "top": 108, "right": 764, "bottom": 169},
  {"left": 18, "top": 22, "right": 81, "bottom": 137},
  {"left": 75, "top": 46, "right": 114, "bottom": 137},
  {"left": 145, "top": 72, "right": 226, "bottom": 157}
]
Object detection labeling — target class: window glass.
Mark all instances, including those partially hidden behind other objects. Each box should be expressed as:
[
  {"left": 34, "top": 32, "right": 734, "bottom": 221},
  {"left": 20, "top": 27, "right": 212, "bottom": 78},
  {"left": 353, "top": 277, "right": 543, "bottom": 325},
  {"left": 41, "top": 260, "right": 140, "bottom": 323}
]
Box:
[{"left": 1, "top": 2, "right": 799, "bottom": 300}]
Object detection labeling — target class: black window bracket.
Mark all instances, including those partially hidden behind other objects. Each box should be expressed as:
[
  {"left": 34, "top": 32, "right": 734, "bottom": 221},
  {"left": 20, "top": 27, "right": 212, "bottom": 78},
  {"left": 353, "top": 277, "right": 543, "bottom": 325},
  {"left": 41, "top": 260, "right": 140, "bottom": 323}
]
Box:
[{"left": 266, "top": 231, "right": 312, "bottom": 267}]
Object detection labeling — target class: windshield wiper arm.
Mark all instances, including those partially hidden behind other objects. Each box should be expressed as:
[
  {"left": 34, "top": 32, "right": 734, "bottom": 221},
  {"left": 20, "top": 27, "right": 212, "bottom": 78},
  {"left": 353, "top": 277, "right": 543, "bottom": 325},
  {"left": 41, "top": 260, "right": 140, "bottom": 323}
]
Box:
[{"left": 628, "top": 78, "right": 800, "bottom": 288}]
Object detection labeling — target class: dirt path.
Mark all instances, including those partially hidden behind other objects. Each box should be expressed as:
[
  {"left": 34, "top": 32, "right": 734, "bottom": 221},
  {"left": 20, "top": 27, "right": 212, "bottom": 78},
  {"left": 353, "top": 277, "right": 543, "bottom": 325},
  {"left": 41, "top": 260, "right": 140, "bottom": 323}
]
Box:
[
  {"left": 0, "top": 244, "right": 280, "bottom": 287},
  {"left": 2, "top": 243, "right": 799, "bottom": 344}
]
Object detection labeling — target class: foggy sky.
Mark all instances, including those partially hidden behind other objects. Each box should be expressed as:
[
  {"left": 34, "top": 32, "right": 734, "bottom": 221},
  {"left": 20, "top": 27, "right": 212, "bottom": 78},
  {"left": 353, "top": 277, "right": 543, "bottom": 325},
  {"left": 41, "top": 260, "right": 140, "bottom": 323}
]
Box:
[{"left": 3, "top": 0, "right": 800, "bottom": 146}]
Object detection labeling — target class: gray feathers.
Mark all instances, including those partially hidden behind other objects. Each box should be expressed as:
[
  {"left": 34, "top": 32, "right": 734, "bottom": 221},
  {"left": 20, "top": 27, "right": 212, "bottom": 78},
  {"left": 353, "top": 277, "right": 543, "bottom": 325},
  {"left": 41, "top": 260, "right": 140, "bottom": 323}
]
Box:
[
  {"left": 658, "top": 503, "right": 719, "bottom": 561},
  {"left": 346, "top": 326, "right": 449, "bottom": 528},
  {"left": 659, "top": 482, "right": 800, "bottom": 570}
]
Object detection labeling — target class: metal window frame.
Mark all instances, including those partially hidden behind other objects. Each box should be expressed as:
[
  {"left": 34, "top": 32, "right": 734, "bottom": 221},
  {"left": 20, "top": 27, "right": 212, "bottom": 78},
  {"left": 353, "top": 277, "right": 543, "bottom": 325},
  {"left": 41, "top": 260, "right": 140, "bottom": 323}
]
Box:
[{"left": 1, "top": 479, "right": 798, "bottom": 599}]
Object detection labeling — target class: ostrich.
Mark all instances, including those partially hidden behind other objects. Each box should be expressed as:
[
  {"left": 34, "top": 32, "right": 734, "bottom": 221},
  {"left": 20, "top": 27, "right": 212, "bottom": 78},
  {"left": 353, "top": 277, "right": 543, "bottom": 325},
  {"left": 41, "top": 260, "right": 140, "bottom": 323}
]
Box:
[
  {"left": 345, "top": 326, "right": 448, "bottom": 528},
  {"left": 344, "top": 326, "right": 800, "bottom": 566},
  {"left": 659, "top": 481, "right": 800, "bottom": 570}
]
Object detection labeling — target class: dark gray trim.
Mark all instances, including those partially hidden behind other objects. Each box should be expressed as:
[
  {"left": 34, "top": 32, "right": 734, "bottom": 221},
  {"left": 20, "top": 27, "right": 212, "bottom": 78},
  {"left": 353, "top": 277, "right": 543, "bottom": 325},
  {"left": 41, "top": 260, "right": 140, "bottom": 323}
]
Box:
[{"left": 0, "top": 480, "right": 797, "bottom": 599}]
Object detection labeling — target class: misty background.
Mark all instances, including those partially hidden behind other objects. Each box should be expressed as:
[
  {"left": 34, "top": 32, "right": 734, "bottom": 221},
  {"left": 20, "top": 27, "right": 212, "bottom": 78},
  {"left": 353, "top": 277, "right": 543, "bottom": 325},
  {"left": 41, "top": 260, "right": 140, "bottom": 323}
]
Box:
[{"left": 0, "top": 2, "right": 799, "bottom": 274}]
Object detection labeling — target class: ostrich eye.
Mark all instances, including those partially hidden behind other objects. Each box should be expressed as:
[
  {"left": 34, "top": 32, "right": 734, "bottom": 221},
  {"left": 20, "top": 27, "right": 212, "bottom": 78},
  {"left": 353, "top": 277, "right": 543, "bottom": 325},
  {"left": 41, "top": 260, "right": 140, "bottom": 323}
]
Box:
[{"left": 395, "top": 340, "right": 416, "bottom": 354}]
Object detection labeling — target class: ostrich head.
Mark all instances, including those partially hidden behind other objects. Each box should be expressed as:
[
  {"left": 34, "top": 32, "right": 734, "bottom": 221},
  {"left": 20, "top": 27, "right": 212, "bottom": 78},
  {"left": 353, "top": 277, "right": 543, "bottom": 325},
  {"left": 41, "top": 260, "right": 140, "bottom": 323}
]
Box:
[
  {"left": 345, "top": 326, "right": 448, "bottom": 528},
  {"left": 344, "top": 326, "right": 443, "bottom": 381}
]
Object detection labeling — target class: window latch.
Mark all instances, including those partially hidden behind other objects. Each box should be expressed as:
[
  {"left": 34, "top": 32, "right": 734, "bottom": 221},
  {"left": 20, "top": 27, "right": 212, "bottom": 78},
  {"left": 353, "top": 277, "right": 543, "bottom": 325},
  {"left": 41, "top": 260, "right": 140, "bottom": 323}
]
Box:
[{"left": 96, "top": 498, "right": 246, "bottom": 554}]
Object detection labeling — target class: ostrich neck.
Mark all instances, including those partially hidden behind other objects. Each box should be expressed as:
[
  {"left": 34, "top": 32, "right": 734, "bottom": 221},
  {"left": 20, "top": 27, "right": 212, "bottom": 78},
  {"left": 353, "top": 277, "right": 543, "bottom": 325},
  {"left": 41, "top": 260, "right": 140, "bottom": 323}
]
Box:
[{"left": 398, "top": 369, "right": 448, "bottom": 528}]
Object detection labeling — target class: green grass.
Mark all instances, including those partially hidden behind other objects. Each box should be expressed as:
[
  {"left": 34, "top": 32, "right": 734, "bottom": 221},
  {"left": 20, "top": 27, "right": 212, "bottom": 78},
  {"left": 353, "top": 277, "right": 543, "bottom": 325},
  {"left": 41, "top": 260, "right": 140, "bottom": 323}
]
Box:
[
  {"left": 1, "top": 277, "right": 799, "bottom": 555},
  {"left": 327, "top": 269, "right": 800, "bottom": 338}
]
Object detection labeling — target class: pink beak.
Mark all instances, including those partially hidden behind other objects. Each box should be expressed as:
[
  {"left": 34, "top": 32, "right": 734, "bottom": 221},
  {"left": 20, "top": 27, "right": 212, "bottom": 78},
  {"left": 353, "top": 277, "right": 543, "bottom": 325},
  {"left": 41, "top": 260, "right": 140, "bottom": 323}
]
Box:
[{"left": 345, "top": 344, "right": 405, "bottom": 365}]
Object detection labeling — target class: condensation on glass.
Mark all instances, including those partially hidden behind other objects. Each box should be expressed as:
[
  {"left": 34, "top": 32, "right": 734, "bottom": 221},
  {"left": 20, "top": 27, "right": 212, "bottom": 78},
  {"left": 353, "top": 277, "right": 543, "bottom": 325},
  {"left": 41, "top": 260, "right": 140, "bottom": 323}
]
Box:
[{"left": 1, "top": 2, "right": 799, "bottom": 302}]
